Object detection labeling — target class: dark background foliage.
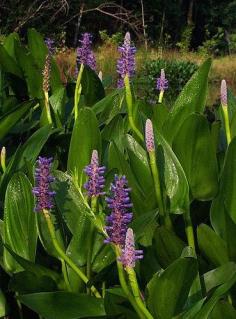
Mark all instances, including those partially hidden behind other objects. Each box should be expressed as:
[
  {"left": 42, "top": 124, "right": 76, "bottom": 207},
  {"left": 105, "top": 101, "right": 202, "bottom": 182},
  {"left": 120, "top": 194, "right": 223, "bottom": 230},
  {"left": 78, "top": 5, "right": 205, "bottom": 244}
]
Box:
[{"left": 1, "top": 0, "right": 236, "bottom": 51}]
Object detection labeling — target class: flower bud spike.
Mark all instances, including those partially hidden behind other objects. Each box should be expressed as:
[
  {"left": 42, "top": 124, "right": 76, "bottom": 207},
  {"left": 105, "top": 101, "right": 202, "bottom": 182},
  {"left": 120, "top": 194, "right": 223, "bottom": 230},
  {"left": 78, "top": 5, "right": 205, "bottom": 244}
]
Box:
[
  {"left": 1, "top": 147, "right": 6, "bottom": 172},
  {"left": 221, "top": 79, "right": 227, "bottom": 107},
  {"left": 120, "top": 228, "right": 143, "bottom": 268},
  {"left": 145, "top": 119, "right": 155, "bottom": 152},
  {"left": 83, "top": 150, "right": 106, "bottom": 198}
]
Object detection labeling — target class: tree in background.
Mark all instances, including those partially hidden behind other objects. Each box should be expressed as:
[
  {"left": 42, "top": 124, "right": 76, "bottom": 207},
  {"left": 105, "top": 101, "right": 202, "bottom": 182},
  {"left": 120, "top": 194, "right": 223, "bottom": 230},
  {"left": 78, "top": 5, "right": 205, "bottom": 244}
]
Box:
[{"left": 0, "top": 0, "right": 236, "bottom": 54}]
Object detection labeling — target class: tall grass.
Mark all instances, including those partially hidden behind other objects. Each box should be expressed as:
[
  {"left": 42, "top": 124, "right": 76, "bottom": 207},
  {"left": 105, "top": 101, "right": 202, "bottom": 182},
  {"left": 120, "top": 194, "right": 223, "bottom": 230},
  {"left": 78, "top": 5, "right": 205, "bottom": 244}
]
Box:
[{"left": 55, "top": 44, "right": 236, "bottom": 106}]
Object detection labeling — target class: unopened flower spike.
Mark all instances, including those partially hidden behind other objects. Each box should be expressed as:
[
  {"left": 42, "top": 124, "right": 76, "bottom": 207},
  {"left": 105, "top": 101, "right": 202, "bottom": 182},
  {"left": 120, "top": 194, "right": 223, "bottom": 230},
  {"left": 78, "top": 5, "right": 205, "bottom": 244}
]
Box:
[
  {"left": 120, "top": 228, "right": 143, "bottom": 268},
  {"left": 145, "top": 119, "right": 155, "bottom": 152},
  {"left": 83, "top": 150, "right": 106, "bottom": 198},
  {"left": 220, "top": 79, "right": 231, "bottom": 145},
  {"left": 156, "top": 69, "right": 168, "bottom": 103},
  {"left": 117, "top": 32, "right": 136, "bottom": 88},
  {"left": 104, "top": 175, "right": 133, "bottom": 246},
  {"left": 42, "top": 54, "right": 51, "bottom": 93},
  {"left": 32, "top": 157, "right": 55, "bottom": 212},
  {"left": 76, "top": 33, "right": 96, "bottom": 73},
  {"left": 1, "top": 147, "right": 6, "bottom": 172},
  {"left": 221, "top": 79, "right": 227, "bottom": 107}
]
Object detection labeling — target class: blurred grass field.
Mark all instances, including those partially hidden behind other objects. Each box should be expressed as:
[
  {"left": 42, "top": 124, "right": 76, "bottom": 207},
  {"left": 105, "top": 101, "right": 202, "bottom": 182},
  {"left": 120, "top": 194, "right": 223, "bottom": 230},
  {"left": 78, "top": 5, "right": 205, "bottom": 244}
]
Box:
[{"left": 56, "top": 45, "right": 236, "bottom": 107}]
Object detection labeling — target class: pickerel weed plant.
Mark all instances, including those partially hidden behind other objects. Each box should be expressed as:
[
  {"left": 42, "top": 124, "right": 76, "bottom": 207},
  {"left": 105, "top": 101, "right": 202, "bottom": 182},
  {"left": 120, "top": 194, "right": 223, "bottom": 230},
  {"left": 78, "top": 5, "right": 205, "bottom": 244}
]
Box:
[{"left": 1, "top": 29, "right": 236, "bottom": 319}]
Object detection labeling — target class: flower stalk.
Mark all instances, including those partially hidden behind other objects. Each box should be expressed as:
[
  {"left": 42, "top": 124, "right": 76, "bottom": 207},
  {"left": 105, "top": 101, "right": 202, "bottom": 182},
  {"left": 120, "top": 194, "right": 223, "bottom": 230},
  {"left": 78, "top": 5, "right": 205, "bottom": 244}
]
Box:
[
  {"left": 221, "top": 79, "right": 231, "bottom": 145},
  {"left": 33, "top": 157, "right": 101, "bottom": 298},
  {"left": 42, "top": 209, "right": 101, "bottom": 298},
  {"left": 124, "top": 75, "right": 143, "bottom": 142},
  {"left": 115, "top": 246, "right": 146, "bottom": 319},
  {"left": 145, "top": 119, "right": 172, "bottom": 229},
  {"left": 74, "top": 63, "right": 84, "bottom": 120}
]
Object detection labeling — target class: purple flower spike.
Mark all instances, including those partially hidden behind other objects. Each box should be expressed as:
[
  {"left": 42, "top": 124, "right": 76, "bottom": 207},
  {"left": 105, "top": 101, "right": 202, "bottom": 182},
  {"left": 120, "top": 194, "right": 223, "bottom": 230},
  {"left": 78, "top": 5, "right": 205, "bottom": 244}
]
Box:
[
  {"left": 120, "top": 228, "right": 143, "bottom": 268},
  {"left": 84, "top": 150, "right": 106, "bottom": 197},
  {"left": 45, "top": 38, "right": 55, "bottom": 55},
  {"left": 105, "top": 175, "right": 133, "bottom": 246},
  {"left": 145, "top": 119, "right": 155, "bottom": 152},
  {"left": 76, "top": 33, "right": 96, "bottom": 71},
  {"left": 32, "top": 157, "right": 55, "bottom": 212},
  {"left": 156, "top": 69, "right": 168, "bottom": 91},
  {"left": 117, "top": 32, "right": 136, "bottom": 88},
  {"left": 221, "top": 79, "right": 227, "bottom": 106}
]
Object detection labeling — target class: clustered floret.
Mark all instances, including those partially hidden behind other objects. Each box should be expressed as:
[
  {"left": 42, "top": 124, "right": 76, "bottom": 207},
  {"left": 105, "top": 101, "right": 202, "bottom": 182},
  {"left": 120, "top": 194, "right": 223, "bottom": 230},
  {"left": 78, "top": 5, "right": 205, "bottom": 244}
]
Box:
[
  {"left": 117, "top": 32, "right": 136, "bottom": 88},
  {"left": 84, "top": 150, "right": 106, "bottom": 197},
  {"left": 104, "top": 175, "right": 133, "bottom": 246},
  {"left": 76, "top": 33, "right": 96, "bottom": 71},
  {"left": 156, "top": 69, "right": 168, "bottom": 92},
  {"left": 32, "top": 157, "right": 55, "bottom": 212}
]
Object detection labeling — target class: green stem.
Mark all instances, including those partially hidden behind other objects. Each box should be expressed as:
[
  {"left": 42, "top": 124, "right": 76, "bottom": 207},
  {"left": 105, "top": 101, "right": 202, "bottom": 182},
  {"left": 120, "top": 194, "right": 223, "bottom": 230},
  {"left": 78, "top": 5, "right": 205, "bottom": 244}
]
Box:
[
  {"left": 16, "top": 293, "right": 23, "bottom": 319},
  {"left": 74, "top": 64, "right": 84, "bottom": 120},
  {"left": 158, "top": 90, "right": 164, "bottom": 103},
  {"left": 222, "top": 105, "right": 231, "bottom": 145},
  {"left": 126, "top": 268, "right": 153, "bottom": 319},
  {"left": 124, "top": 75, "right": 143, "bottom": 142},
  {"left": 184, "top": 210, "right": 195, "bottom": 251},
  {"left": 115, "top": 246, "right": 145, "bottom": 319},
  {"left": 43, "top": 91, "right": 52, "bottom": 124},
  {"left": 149, "top": 150, "right": 172, "bottom": 230},
  {"left": 86, "top": 197, "right": 97, "bottom": 293},
  {"left": 42, "top": 209, "right": 101, "bottom": 298},
  {"left": 61, "top": 259, "right": 72, "bottom": 291}
]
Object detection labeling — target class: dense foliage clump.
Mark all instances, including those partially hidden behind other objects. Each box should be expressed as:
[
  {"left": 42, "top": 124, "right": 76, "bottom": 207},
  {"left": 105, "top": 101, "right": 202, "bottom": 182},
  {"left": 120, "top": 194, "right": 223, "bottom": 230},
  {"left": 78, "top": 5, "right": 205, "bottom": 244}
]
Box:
[{"left": 0, "top": 29, "right": 236, "bottom": 319}]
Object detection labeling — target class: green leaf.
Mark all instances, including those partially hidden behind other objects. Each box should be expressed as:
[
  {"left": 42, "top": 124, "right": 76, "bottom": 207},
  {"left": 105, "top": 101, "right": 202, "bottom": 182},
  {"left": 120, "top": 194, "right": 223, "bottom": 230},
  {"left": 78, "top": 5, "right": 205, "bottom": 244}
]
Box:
[
  {"left": 152, "top": 103, "right": 169, "bottom": 134},
  {"left": 49, "top": 87, "right": 66, "bottom": 123},
  {"left": 154, "top": 226, "right": 186, "bottom": 268},
  {"left": 3, "top": 173, "right": 37, "bottom": 272},
  {"left": 163, "top": 59, "right": 211, "bottom": 143},
  {"left": 15, "top": 43, "right": 43, "bottom": 99},
  {"left": 0, "top": 289, "right": 8, "bottom": 317},
  {"left": 172, "top": 113, "right": 218, "bottom": 200},
  {"left": 3, "top": 32, "right": 20, "bottom": 61},
  {"left": 93, "top": 89, "right": 124, "bottom": 124},
  {"left": 81, "top": 65, "right": 105, "bottom": 106},
  {"left": 197, "top": 224, "right": 229, "bottom": 266},
  {"left": 18, "top": 292, "right": 106, "bottom": 319},
  {"left": 67, "top": 108, "right": 101, "bottom": 187},
  {"left": 193, "top": 273, "right": 236, "bottom": 318},
  {"left": 132, "top": 210, "right": 157, "bottom": 247},
  {"left": 108, "top": 141, "right": 149, "bottom": 215},
  {"left": 0, "top": 44, "right": 23, "bottom": 77},
  {"left": 17, "top": 125, "right": 53, "bottom": 169},
  {"left": 147, "top": 257, "right": 198, "bottom": 319},
  {"left": 9, "top": 271, "right": 57, "bottom": 294},
  {"left": 209, "top": 301, "right": 236, "bottom": 319},
  {"left": 154, "top": 130, "right": 189, "bottom": 214},
  {"left": 180, "top": 298, "right": 206, "bottom": 319},
  {"left": 0, "top": 100, "right": 34, "bottom": 140},
  {"left": 3, "top": 244, "right": 61, "bottom": 283},
  {"left": 125, "top": 134, "right": 155, "bottom": 203},
  {"left": 0, "top": 146, "right": 22, "bottom": 199},
  {"left": 215, "top": 138, "right": 236, "bottom": 224},
  {"left": 203, "top": 262, "right": 236, "bottom": 293}
]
